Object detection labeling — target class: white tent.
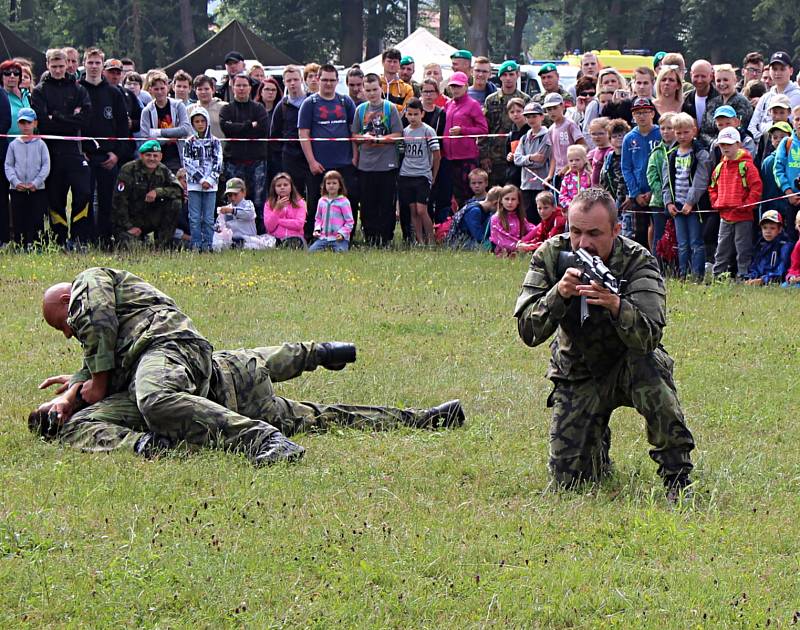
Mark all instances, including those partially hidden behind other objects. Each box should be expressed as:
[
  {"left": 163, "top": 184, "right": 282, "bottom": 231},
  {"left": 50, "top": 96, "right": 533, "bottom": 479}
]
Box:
[{"left": 359, "top": 27, "right": 458, "bottom": 82}]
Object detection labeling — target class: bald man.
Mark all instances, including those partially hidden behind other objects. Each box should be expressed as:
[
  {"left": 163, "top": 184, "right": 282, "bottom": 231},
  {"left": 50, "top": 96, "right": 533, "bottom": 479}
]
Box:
[
  {"left": 682, "top": 60, "right": 717, "bottom": 128},
  {"left": 35, "top": 268, "right": 464, "bottom": 464}
]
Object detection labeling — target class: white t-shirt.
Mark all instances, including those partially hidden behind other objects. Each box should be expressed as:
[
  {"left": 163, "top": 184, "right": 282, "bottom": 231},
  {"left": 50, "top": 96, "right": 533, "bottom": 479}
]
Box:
[{"left": 694, "top": 94, "right": 708, "bottom": 127}]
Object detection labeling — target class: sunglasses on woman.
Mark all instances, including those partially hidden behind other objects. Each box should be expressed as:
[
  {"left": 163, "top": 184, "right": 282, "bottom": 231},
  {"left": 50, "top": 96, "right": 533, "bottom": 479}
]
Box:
[{"left": 2, "top": 70, "right": 21, "bottom": 77}]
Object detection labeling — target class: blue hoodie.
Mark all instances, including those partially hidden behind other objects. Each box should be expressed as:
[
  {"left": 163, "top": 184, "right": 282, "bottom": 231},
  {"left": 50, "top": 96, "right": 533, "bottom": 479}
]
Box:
[
  {"left": 748, "top": 231, "right": 794, "bottom": 283},
  {"left": 772, "top": 131, "right": 800, "bottom": 194},
  {"left": 621, "top": 125, "right": 661, "bottom": 198}
]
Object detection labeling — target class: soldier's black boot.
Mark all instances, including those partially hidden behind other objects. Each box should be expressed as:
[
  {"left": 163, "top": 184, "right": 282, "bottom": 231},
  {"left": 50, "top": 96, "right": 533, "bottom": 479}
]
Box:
[
  {"left": 417, "top": 400, "right": 465, "bottom": 428},
  {"left": 664, "top": 473, "right": 693, "bottom": 504},
  {"left": 133, "top": 432, "right": 173, "bottom": 459},
  {"left": 316, "top": 342, "right": 357, "bottom": 371},
  {"left": 28, "top": 409, "right": 60, "bottom": 440},
  {"left": 253, "top": 431, "right": 305, "bottom": 466}
]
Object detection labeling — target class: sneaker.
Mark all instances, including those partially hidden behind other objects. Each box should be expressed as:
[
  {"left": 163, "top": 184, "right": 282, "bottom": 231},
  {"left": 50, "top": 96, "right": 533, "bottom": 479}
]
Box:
[
  {"left": 417, "top": 400, "right": 465, "bottom": 428},
  {"left": 253, "top": 431, "right": 305, "bottom": 466}
]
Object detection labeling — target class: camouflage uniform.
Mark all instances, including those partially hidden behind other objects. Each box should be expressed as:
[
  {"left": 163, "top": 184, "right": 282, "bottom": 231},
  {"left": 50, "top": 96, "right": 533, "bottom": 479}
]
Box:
[
  {"left": 481, "top": 89, "right": 530, "bottom": 186},
  {"left": 513, "top": 235, "right": 695, "bottom": 486},
  {"left": 112, "top": 159, "right": 183, "bottom": 248},
  {"left": 54, "top": 269, "right": 439, "bottom": 458}
]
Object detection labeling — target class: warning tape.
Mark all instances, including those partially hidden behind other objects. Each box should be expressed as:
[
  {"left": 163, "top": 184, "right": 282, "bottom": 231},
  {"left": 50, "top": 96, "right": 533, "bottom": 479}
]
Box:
[{"left": 0, "top": 132, "right": 509, "bottom": 143}]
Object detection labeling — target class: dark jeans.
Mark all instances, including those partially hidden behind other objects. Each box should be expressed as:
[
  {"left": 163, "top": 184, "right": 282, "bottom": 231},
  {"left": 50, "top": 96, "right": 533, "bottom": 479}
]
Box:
[
  {"left": 359, "top": 169, "right": 398, "bottom": 246},
  {"left": 10, "top": 189, "right": 48, "bottom": 245},
  {"left": 0, "top": 175, "right": 9, "bottom": 243},
  {"left": 46, "top": 155, "right": 92, "bottom": 244},
  {"left": 428, "top": 157, "right": 453, "bottom": 223},
  {"left": 307, "top": 165, "right": 358, "bottom": 242},
  {"left": 450, "top": 158, "right": 478, "bottom": 208},
  {"left": 223, "top": 160, "right": 267, "bottom": 233},
  {"left": 89, "top": 158, "right": 119, "bottom": 243}
]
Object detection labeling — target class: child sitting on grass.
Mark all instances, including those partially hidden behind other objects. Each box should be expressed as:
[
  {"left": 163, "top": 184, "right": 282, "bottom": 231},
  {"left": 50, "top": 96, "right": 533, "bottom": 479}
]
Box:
[
  {"left": 745, "top": 210, "right": 794, "bottom": 285},
  {"left": 263, "top": 172, "right": 307, "bottom": 248},
  {"left": 489, "top": 184, "right": 535, "bottom": 256},
  {"left": 217, "top": 177, "right": 257, "bottom": 245},
  {"left": 782, "top": 213, "right": 800, "bottom": 287},
  {"left": 518, "top": 191, "right": 566, "bottom": 253},
  {"left": 445, "top": 185, "right": 503, "bottom": 249}
]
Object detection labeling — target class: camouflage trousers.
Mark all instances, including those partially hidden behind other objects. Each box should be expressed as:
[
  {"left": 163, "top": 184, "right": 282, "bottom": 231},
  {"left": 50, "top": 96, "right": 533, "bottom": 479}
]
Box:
[
  {"left": 547, "top": 348, "right": 695, "bottom": 486},
  {"left": 114, "top": 199, "right": 182, "bottom": 248},
  {"left": 55, "top": 342, "right": 434, "bottom": 460}
]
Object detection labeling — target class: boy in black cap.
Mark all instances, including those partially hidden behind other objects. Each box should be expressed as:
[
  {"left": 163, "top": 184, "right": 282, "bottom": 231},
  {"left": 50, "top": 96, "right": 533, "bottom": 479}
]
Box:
[{"left": 215, "top": 51, "right": 259, "bottom": 103}]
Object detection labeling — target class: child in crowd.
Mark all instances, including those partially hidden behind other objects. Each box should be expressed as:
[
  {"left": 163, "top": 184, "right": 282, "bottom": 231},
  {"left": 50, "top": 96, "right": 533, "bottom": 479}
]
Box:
[
  {"left": 601, "top": 119, "right": 631, "bottom": 227},
  {"left": 263, "top": 172, "right": 307, "bottom": 248},
  {"left": 445, "top": 185, "right": 503, "bottom": 249},
  {"left": 772, "top": 105, "right": 800, "bottom": 242},
  {"left": 398, "top": 97, "right": 441, "bottom": 244},
  {"left": 4, "top": 107, "right": 49, "bottom": 246},
  {"left": 182, "top": 107, "right": 222, "bottom": 252},
  {"left": 662, "top": 113, "right": 711, "bottom": 280},
  {"left": 310, "top": 170, "right": 354, "bottom": 252},
  {"left": 782, "top": 213, "right": 800, "bottom": 287},
  {"left": 467, "top": 168, "right": 489, "bottom": 202},
  {"left": 754, "top": 95, "right": 791, "bottom": 166},
  {"left": 745, "top": 211, "right": 794, "bottom": 285},
  {"left": 760, "top": 121, "right": 793, "bottom": 240},
  {"left": 709, "top": 128, "right": 763, "bottom": 279},
  {"left": 514, "top": 101, "right": 553, "bottom": 223},
  {"left": 523, "top": 191, "right": 566, "bottom": 252},
  {"left": 559, "top": 144, "right": 592, "bottom": 209},
  {"left": 489, "top": 184, "right": 534, "bottom": 256},
  {"left": 710, "top": 106, "right": 756, "bottom": 163},
  {"left": 218, "top": 177, "right": 257, "bottom": 244},
  {"left": 647, "top": 112, "right": 677, "bottom": 256},
  {"left": 504, "top": 98, "right": 529, "bottom": 189},
  {"left": 622, "top": 97, "right": 661, "bottom": 248},
  {"left": 543, "top": 93, "right": 585, "bottom": 184},
  {"left": 587, "top": 117, "right": 611, "bottom": 186}
]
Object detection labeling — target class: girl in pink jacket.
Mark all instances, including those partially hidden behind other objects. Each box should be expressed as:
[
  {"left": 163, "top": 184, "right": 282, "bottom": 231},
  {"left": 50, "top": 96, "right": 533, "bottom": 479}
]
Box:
[
  {"left": 263, "top": 172, "right": 307, "bottom": 248},
  {"left": 489, "top": 184, "right": 536, "bottom": 257}
]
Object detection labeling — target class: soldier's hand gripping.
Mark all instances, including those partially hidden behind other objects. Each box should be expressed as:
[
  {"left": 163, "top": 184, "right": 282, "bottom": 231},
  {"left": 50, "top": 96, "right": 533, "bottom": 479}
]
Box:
[
  {"left": 557, "top": 268, "right": 583, "bottom": 299},
  {"left": 38, "top": 374, "right": 72, "bottom": 395},
  {"left": 79, "top": 372, "right": 109, "bottom": 405},
  {"left": 577, "top": 280, "right": 621, "bottom": 319}
]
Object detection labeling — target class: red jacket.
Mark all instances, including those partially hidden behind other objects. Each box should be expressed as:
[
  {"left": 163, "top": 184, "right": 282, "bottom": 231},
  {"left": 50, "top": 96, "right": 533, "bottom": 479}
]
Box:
[
  {"left": 708, "top": 149, "right": 762, "bottom": 222},
  {"left": 529, "top": 210, "right": 567, "bottom": 244},
  {"left": 787, "top": 240, "right": 800, "bottom": 281}
]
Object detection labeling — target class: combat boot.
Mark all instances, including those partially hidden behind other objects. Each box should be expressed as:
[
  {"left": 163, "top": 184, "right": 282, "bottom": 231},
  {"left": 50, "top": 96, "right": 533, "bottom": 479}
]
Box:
[
  {"left": 133, "top": 432, "right": 173, "bottom": 459},
  {"left": 664, "top": 473, "right": 693, "bottom": 504},
  {"left": 253, "top": 431, "right": 305, "bottom": 466},
  {"left": 27, "top": 409, "right": 60, "bottom": 440},
  {"left": 316, "top": 342, "right": 357, "bottom": 370},
  {"left": 416, "top": 400, "right": 465, "bottom": 428}
]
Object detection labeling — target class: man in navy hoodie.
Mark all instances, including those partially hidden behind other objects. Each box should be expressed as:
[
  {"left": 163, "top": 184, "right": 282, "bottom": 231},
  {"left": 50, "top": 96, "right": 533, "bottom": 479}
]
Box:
[{"left": 621, "top": 97, "right": 661, "bottom": 249}]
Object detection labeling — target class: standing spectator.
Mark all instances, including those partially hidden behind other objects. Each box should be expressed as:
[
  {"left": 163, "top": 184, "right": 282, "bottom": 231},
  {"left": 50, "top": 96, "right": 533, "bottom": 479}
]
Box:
[
  {"left": 544, "top": 93, "right": 586, "bottom": 181},
  {"left": 216, "top": 51, "right": 259, "bottom": 103},
  {"left": 304, "top": 63, "right": 321, "bottom": 94},
  {"left": 558, "top": 144, "right": 592, "bottom": 210},
  {"left": 124, "top": 72, "right": 150, "bottom": 108},
  {"left": 421, "top": 77, "right": 452, "bottom": 223},
  {"left": 352, "top": 73, "right": 403, "bottom": 246},
  {"left": 80, "top": 48, "right": 129, "bottom": 244},
  {"left": 2, "top": 60, "right": 30, "bottom": 128},
  {"left": 120, "top": 58, "right": 136, "bottom": 79},
  {"left": 772, "top": 105, "right": 800, "bottom": 239},
  {"left": 449, "top": 50, "right": 472, "bottom": 78},
  {"left": 621, "top": 97, "right": 661, "bottom": 248},
  {"left": 188, "top": 75, "right": 224, "bottom": 139},
  {"left": 219, "top": 73, "right": 271, "bottom": 233},
  {"left": 140, "top": 70, "right": 192, "bottom": 174},
  {"left": 4, "top": 107, "right": 49, "bottom": 246},
  {"left": 182, "top": 107, "right": 222, "bottom": 252},
  {"left": 31, "top": 48, "right": 92, "bottom": 246},
  {"left": 514, "top": 101, "right": 553, "bottom": 222},
  {"left": 753, "top": 95, "right": 790, "bottom": 166},
  {"left": 423, "top": 64, "right": 449, "bottom": 107},
  {"left": 532, "top": 63, "right": 574, "bottom": 114},
  {"left": 587, "top": 116, "right": 612, "bottom": 186},
  {"left": 709, "top": 106, "right": 756, "bottom": 162},
  {"left": 504, "top": 98, "right": 530, "bottom": 190},
  {"left": 482, "top": 60, "right": 530, "bottom": 186},
  {"left": 760, "top": 121, "right": 792, "bottom": 238},
  {"left": 738, "top": 52, "right": 765, "bottom": 92},
  {"left": 346, "top": 67, "right": 366, "bottom": 105},
  {"left": 569, "top": 52, "right": 601, "bottom": 100},
  {"left": 567, "top": 76, "right": 597, "bottom": 136},
  {"left": 309, "top": 170, "right": 354, "bottom": 252},
  {"left": 681, "top": 60, "right": 716, "bottom": 127},
  {"left": 0, "top": 60, "right": 23, "bottom": 243},
  {"left": 743, "top": 80, "right": 767, "bottom": 110},
  {"left": 103, "top": 58, "right": 142, "bottom": 165},
  {"left": 248, "top": 64, "right": 266, "bottom": 84},
  {"left": 600, "top": 118, "right": 631, "bottom": 214},
  {"left": 399, "top": 56, "right": 421, "bottom": 97},
  {"left": 171, "top": 70, "right": 194, "bottom": 106},
  {"left": 379, "top": 48, "right": 414, "bottom": 113},
  {"left": 646, "top": 112, "right": 677, "bottom": 255},
  {"left": 255, "top": 76, "right": 283, "bottom": 184},
  {"left": 597, "top": 67, "right": 654, "bottom": 127},
  {"left": 467, "top": 56, "right": 497, "bottom": 106},
  {"left": 298, "top": 64, "right": 357, "bottom": 240},
  {"left": 271, "top": 66, "right": 309, "bottom": 202},
  {"left": 701, "top": 65, "right": 754, "bottom": 145},
  {"left": 63, "top": 47, "right": 79, "bottom": 79},
  {"left": 442, "top": 71, "right": 488, "bottom": 207},
  {"left": 584, "top": 67, "right": 627, "bottom": 129},
  {"left": 654, "top": 66, "right": 685, "bottom": 115},
  {"left": 749, "top": 52, "right": 800, "bottom": 141}
]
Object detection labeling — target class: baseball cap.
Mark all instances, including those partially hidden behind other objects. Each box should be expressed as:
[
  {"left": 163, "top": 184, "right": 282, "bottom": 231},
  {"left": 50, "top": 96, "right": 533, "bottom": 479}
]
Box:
[
  {"left": 538, "top": 63, "right": 558, "bottom": 76},
  {"left": 769, "top": 51, "right": 792, "bottom": 67},
  {"left": 138, "top": 140, "right": 162, "bottom": 154},
  {"left": 542, "top": 92, "right": 563, "bottom": 108},
  {"left": 759, "top": 210, "right": 783, "bottom": 225},
  {"left": 769, "top": 94, "right": 791, "bottom": 110},
  {"left": 450, "top": 50, "right": 472, "bottom": 61},
  {"left": 104, "top": 58, "right": 123, "bottom": 71},
  {"left": 225, "top": 177, "right": 246, "bottom": 194},
  {"left": 522, "top": 102, "right": 544, "bottom": 116},
  {"left": 16, "top": 107, "right": 36, "bottom": 122},
  {"left": 448, "top": 71, "right": 469, "bottom": 87},
  {"left": 225, "top": 51, "right": 245, "bottom": 64},
  {"left": 717, "top": 127, "right": 741, "bottom": 145},
  {"left": 400, "top": 55, "right": 414, "bottom": 66},
  {"left": 497, "top": 60, "right": 520, "bottom": 76},
  {"left": 713, "top": 105, "right": 737, "bottom": 119},
  {"left": 768, "top": 121, "right": 793, "bottom": 135},
  {"left": 653, "top": 51, "right": 667, "bottom": 69},
  {"left": 631, "top": 97, "right": 655, "bottom": 111}
]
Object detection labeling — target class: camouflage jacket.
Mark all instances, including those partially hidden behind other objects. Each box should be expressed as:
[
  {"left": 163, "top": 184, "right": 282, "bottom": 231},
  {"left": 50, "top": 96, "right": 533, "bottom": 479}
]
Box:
[
  {"left": 481, "top": 89, "right": 530, "bottom": 164},
  {"left": 67, "top": 267, "right": 210, "bottom": 392},
  {"left": 514, "top": 234, "right": 667, "bottom": 381},
  {"left": 112, "top": 159, "right": 183, "bottom": 233}
]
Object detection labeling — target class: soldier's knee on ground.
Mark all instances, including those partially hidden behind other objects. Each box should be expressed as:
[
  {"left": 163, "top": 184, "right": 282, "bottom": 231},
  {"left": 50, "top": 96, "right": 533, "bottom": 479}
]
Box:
[{"left": 137, "top": 389, "right": 180, "bottom": 426}]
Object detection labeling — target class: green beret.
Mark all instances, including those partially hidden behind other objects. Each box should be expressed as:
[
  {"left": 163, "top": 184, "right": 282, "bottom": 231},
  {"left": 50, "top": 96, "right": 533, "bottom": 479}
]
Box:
[
  {"left": 400, "top": 55, "right": 414, "bottom": 66},
  {"left": 537, "top": 63, "right": 558, "bottom": 75},
  {"left": 450, "top": 49, "right": 473, "bottom": 61},
  {"left": 498, "top": 60, "right": 520, "bottom": 76},
  {"left": 653, "top": 51, "right": 667, "bottom": 68},
  {"left": 138, "top": 140, "right": 162, "bottom": 154}
]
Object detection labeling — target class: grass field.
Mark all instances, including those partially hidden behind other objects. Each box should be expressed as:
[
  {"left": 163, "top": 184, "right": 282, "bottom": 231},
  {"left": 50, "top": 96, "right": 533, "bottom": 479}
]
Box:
[{"left": 1, "top": 248, "right": 798, "bottom": 628}]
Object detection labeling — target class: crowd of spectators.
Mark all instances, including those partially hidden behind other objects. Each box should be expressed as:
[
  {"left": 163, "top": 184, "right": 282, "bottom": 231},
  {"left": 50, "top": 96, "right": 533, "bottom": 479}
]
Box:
[{"left": 0, "top": 44, "right": 798, "bottom": 284}]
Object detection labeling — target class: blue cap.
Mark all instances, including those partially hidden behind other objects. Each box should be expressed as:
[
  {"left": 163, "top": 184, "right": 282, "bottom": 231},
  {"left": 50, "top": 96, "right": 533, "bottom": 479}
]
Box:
[
  {"left": 17, "top": 107, "right": 36, "bottom": 122},
  {"left": 713, "top": 105, "right": 737, "bottom": 119}
]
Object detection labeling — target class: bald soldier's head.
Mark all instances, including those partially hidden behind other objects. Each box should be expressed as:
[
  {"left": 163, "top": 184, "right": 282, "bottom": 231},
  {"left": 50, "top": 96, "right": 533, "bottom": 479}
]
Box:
[{"left": 42, "top": 283, "right": 74, "bottom": 338}]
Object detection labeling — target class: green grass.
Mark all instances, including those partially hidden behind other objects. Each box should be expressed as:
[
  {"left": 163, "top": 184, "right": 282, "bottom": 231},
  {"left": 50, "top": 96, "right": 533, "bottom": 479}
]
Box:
[{"left": 1, "top": 248, "right": 799, "bottom": 628}]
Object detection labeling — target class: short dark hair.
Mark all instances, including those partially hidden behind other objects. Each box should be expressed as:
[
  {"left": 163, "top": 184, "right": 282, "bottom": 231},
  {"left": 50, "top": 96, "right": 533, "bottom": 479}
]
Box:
[
  {"left": 124, "top": 71, "right": 143, "bottom": 86},
  {"left": 232, "top": 72, "right": 251, "bottom": 85},
  {"left": 743, "top": 79, "right": 767, "bottom": 100},
  {"left": 569, "top": 188, "right": 618, "bottom": 226},
  {"left": 422, "top": 77, "right": 440, "bottom": 94},
  {"left": 193, "top": 74, "right": 215, "bottom": 89},
  {"left": 743, "top": 52, "right": 764, "bottom": 67},
  {"left": 319, "top": 64, "right": 338, "bottom": 78},
  {"left": 364, "top": 72, "right": 381, "bottom": 85},
  {"left": 172, "top": 70, "right": 192, "bottom": 85},
  {"left": 121, "top": 57, "right": 134, "bottom": 66},
  {"left": 574, "top": 75, "right": 595, "bottom": 93},
  {"left": 346, "top": 67, "right": 364, "bottom": 81},
  {"left": 382, "top": 48, "right": 402, "bottom": 62},
  {"left": 406, "top": 97, "right": 423, "bottom": 111}
]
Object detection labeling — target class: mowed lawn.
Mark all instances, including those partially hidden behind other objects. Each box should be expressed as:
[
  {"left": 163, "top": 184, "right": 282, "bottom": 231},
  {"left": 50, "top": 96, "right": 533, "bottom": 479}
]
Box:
[{"left": 0, "top": 248, "right": 798, "bottom": 628}]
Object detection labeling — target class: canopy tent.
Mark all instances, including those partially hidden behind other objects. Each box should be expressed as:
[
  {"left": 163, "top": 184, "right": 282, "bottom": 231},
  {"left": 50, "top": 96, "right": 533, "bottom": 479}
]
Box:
[
  {"left": 0, "top": 22, "right": 46, "bottom": 74},
  {"left": 359, "top": 27, "right": 458, "bottom": 82},
  {"left": 163, "top": 19, "right": 297, "bottom": 76}
]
